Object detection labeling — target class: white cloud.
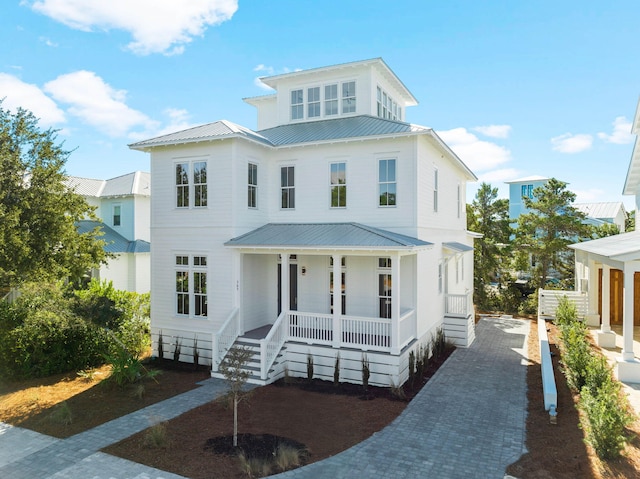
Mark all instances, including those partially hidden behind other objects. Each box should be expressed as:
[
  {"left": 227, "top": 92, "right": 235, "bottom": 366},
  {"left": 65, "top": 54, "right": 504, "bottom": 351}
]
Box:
[
  {"left": 39, "top": 36, "right": 58, "bottom": 47},
  {"left": 476, "top": 168, "right": 521, "bottom": 185},
  {"left": 550, "top": 133, "right": 593, "bottom": 153},
  {"left": 472, "top": 124, "right": 512, "bottom": 139},
  {"left": 0, "top": 73, "right": 66, "bottom": 125},
  {"left": 44, "top": 70, "right": 157, "bottom": 137},
  {"left": 597, "top": 116, "right": 634, "bottom": 144},
  {"left": 29, "top": 0, "right": 238, "bottom": 55},
  {"left": 436, "top": 127, "right": 511, "bottom": 172}
]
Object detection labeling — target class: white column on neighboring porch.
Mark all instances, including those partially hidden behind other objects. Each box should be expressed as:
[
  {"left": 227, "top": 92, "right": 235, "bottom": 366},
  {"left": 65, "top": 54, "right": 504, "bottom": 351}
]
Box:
[
  {"left": 622, "top": 264, "right": 635, "bottom": 361},
  {"left": 281, "top": 253, "right": 290, "bottom": 316},
  {"left": 332, "top": 254, "right": 342, "bottom": 348},
  {"left": 391, "top": 253, "right": 401, "bottom": 355},
  {"left": 585, "top": 258, "right": 601, "bottom": 326},
  {"left": 601, "top": 264, "right": 611, "bottom": 333}
]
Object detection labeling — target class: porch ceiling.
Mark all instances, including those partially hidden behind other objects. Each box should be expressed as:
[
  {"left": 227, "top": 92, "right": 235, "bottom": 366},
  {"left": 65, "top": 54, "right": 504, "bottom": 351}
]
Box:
[{"left": 224, "top": 222, "right": 433, "bottom": 252}]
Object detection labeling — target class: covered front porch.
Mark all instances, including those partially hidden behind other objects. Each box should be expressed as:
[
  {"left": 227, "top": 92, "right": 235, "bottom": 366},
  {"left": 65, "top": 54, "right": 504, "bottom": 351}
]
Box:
[
  {"left": 211, "top": 222, "right": 472, "bottom": 384},
  {"left": 570, "top": 231, "right": 640, "bottom": 382}
]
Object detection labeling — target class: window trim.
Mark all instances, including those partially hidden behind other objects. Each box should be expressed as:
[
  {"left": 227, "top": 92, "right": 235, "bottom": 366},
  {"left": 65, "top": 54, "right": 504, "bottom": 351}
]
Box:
[
  {"left": 291, "top": 89, "right": 304, "bottom": 121},
  {"left": 329, "top": 161, "right": 347, "bottom": 208},
  {"left": 378, "top": 158, "right": 397, "bottom": 207},
  {"left": 112, "top": 204, "right": 121, "bottom": 227},
  {"left": 175, "top": 254, "right": 208, "bottom": 318},
  {"left": 248, "top": 162, "right": 258, "bottom": 209},
  {"left": 174, "top": 159, "right": 208, "bottom": 210},
  {"left": 280, "top": 165, "right": 295, "bottom": 210}
]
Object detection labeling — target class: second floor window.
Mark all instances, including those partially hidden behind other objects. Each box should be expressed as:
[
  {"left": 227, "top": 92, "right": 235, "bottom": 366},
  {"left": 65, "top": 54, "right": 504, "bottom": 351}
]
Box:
[
  {"left": 291, "top": 89, "right": 303, "bottom": 120},
  {"left": 521, "top": 184, "right": 533, "bottom": 199},
  {"left": 176, "top": 161, "right": 207, "bottom": 208},
  {"left": 113, "top": 205, "right": 121, "bottom": 226},
  {"left": 248, "top": 163, "right": 258, "bottom": 208},
  {"left": 379, "top": 159, "right": 396, "bottom": 206},
  {"left": 433, "top": 168, "right": 439, "bottom": 213},
  {"left": 330, "top": 162, "right": 346, "bottom": 208},
  {"left": 325, "top": 84, "right": 338, "bottom": 116},
  {"left": 281, "top": 166, "right": 295, "bottom": 209}
]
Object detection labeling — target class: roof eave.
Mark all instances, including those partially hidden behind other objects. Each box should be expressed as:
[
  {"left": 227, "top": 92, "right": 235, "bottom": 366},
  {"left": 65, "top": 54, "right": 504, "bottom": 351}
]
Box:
[{"left": 129, "top": 133, "right": 275, "bottom": 151}]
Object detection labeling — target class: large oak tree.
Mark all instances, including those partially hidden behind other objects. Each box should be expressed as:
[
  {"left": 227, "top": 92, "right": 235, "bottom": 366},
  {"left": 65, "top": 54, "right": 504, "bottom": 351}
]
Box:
[{"left": 0, "top": 104, "right": 106, "bottom": 290}]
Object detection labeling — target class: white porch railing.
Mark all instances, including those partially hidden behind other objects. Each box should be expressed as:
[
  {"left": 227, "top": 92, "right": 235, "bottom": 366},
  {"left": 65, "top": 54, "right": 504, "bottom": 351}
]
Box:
[
  {"left": 445, "top": 292, "right": 473, "bottom": 318},
  {"left": 212, "top": 307, "right": 240, "bottom": 370},
  {"left": 341, "top": 315, "right": 391, "bottom": 351},
  {"left": 260, "top": 311, "right": 288, "bottom": 380},
  {"left": 288, "top": 311, "right": 333, "bottom": 345},
  {"left": 399, "top": 309, "right": 416, "bottom": 350}
]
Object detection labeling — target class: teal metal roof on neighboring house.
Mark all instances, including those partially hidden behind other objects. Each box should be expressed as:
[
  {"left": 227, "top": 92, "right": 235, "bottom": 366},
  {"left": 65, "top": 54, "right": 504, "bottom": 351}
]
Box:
[
  {"left": 77, "top": 220, "right": 150, "bottom": 254},
  {"left": 225, "top": 223, "right": 433, "bottom": 249}
]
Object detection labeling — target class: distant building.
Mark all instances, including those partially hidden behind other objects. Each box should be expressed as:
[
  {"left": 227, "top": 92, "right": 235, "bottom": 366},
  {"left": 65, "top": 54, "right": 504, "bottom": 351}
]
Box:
[
  {"left": 573, "top": 202, "right": 627, "bottom": 233},
  {"left": 65, "top": 172, "right": 150, "bottom": 293},
  {"left": 506, "top": 175, "right": 550, "bottom": 222}
]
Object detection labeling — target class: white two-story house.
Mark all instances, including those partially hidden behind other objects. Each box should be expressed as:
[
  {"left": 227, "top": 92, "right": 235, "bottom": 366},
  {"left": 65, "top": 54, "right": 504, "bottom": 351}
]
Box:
[
  {"left": 130, "top": 58, "right": 477, "bottom": 386},
  {"left": 66, "top": 171, "right": 151, "bottom": 293}
]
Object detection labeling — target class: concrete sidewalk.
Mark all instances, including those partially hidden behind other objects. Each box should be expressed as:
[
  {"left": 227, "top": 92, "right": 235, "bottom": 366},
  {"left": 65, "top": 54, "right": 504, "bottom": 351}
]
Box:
[{"left": 0, "top": 317, "right": 529, "bottom": 479}]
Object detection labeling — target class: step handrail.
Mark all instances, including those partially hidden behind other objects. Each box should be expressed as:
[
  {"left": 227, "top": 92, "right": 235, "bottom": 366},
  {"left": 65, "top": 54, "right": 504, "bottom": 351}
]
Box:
[
  {"left": 212, "top": 307, "right": 240, "bottom": 370},
  {"left": 260, "top": 311, "right": 287, "bottom": 380}
]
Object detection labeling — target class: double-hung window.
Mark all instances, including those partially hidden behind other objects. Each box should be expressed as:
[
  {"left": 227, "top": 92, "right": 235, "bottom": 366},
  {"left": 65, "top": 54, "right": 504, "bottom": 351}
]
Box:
[
  {"left": 330, "top": 162, "right": 346, "bottom": 208},
  {"left": 521, "top": 184, "right": 533, "bottom": 199},
  {"left": 281, "top": 166, "right": 295, "bottom": 209},
  {"left": 308, "top": 87, "right": 320, "bottom": 118},
  {"left": 176, "top": 160, "right": 207, "bottom": 208},
  {"left": 433, "top": 168, "right": 439, "bottom": 213},
  {"left": 175, "top": 255, "right": 207, "bottom": 317},
  {"left": 378, "top": 258, "right": 392, "bottom": 319},
  {"left": 291, "top": 89, "right": 304, "bottom": 120},
  {"left": 342, "top": 81, "right": 356, "bottom": 113},
  {"left": 325, "top": 84, "right": 338, "bottom": 116},
  {"left": 113, "top": 205, "right": 121, "bottom": 226},
  {"left": 379, "top": 159, "right": 396, "bottom": 206},
  {"left": 248, "top": 163, "right": 258, "bottom": 208}
]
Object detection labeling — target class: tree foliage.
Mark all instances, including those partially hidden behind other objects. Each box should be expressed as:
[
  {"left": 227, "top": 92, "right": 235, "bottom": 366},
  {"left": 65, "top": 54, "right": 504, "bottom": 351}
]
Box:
[
  {"left": 467, "top": 183, "right": 511, "bottom": 307},
  {"left": 515, "top": 178, "right": 590, "bottom": 290},
  {"left": 0, "top": 104, "right": 106, "bottom": 289}
]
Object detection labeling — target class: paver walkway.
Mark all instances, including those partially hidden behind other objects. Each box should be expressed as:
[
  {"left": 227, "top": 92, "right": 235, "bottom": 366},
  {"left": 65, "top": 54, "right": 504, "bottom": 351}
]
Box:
[{"left": 0, "top": 316, "right": 529, "bottom": 479}]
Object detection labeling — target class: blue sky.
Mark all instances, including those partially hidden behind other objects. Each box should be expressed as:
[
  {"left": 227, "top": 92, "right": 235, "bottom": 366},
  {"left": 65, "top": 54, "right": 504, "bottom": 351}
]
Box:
[{"left": 2, "top": 1, "right": 638, "bottom": 209}]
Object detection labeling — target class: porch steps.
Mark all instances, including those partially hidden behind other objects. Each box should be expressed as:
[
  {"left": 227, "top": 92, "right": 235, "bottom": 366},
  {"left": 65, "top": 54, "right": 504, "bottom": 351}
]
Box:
[{"left": 211, "top": 337, "right": 287, "bottom": 386}]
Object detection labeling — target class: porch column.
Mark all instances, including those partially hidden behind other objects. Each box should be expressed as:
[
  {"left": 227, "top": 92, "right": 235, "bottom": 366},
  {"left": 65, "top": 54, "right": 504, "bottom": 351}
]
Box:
[
  {"left": 597, "top": 264, "right": 616, "bottom": 348},
  {"left": 235, "top": 251, "right": 244, "bottom": 335},
  {"left": 281, "top": 253, "right": 290, "bottom": 316},
  {"left": 585, "top": 258, "right": 600, "bottom": 326},
  {"left": 616, "top": 263, "right": 640, "bottom": 382},
  {"left": 332, "top": 254, "right": 342, "bottom": 348},
  {"left": 391, "top": 253, "right": 401, "bottom": 355},
  {"left": 622, "top": 264, "right": 635, "bottom": 361}
]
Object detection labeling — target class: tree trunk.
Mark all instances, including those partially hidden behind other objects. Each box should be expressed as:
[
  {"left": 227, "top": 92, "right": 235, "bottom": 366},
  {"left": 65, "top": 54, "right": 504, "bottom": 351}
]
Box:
[{"left": 233, "top": 394, "right": 238, "bottom": 447}]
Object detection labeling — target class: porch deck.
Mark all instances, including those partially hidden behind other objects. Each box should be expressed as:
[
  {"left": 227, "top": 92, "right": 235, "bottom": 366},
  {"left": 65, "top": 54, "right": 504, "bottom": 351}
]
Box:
[{"left": 241, "top": 324, "right": 272, "bottom": 340}]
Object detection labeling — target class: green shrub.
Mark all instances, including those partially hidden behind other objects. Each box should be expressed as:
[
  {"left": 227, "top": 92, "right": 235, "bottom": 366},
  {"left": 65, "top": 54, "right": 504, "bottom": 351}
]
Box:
[
  {"left": 306, "top": 353, "right": 314, "bottom": 383},
  {"left": 408, "top": 350, "right": 415, "bottom": 387},
  {"left": 583, "top": 354, "right": 612, "bottom": 396},
  {"left": 104, "top": 346, "right": 143, "bottom": 387},
  {"left": 333, "top": 353, "right": 340, "bottom": 386},
  {"left": 555, "top": 295, "right": 578, "bottom": 326},
  {"left": 362, "top": 354, "right": 370, "bottom": 392},
  {"left": 518, "top": 292, "right": 538, "bottom": 316},
  {"left": 579, "top": 378, "right": 634, "bottom": 459},
  {"left": 558, "top": 320, "right": 591, "bottom": 392}
]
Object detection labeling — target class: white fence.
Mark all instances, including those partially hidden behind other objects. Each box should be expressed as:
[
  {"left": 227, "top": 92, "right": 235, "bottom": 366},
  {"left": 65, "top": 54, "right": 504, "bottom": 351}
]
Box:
[{"left": 538, "top": 289, "right": 588, "bottom": 319}]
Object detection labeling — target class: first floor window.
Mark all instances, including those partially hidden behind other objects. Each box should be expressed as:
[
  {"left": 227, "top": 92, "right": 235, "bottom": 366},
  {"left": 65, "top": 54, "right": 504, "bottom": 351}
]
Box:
[
  {"left": 175, "top": 255, "right": 207, "bottom": 317},
  {"left": 330, "top": 162, "right": 346, "bottom": 207},
  {"left": 438, "top": 262, "right": 443, "bottom": 294},
  {"left": 281, "top": 166, "right": 295, "bottom": 209},
  {"left": 248, "top": 163, "right": 258, "bottom": 208},
  {"left": 329, "top": 256, "right": 346, "bottom": 315},
  {"left": 379, "top": 273, "right": 392, "bottom": 319}
]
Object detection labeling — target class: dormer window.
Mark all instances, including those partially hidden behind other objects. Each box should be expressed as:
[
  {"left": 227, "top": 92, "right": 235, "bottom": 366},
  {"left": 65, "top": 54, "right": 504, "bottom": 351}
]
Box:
[
  {"left": 376, "top": 85, "right": 401, "bottom": 121},
  {"left": 308, "top": 87, "right": 320, "bottom": 118},
  {"left": 291, "top": 89, "right": 304, "bottom": 120},
  {"left": 325, "top": 84, "right": 338, "bottom": 116},
  {"left": 342, "top": 81, "right": 356, "bottom": 114}
]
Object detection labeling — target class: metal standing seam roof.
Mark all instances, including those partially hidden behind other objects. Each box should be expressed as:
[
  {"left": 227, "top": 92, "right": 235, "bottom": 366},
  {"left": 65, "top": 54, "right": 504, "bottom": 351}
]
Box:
[
  {"left": 569, "top": 230, "right": 640, "bottom": 261},
  {"left": 443, "top": 242, "right": 474, "bottom": 253},
  {"left": 128, "top": 120, "right": 273, "bottom": 150},
  {"left": 77, "top": 220, "right": 150, "bottom": 254},
  {"left": 573, "top": 202, "right": 625, "bottom": 221},
  {"left": 225, "top": 223, "right": 433, "bottom": 249},
  {"left": 66, "top": 172, "right": 150, "bottom": 197}
]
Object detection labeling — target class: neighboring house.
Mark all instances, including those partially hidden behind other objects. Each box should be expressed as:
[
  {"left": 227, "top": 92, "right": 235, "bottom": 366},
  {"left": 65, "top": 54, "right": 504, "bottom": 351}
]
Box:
[
  {"left": 65, "top": 172, "right": 151, "bottom": 293},
  {"left": 570, "top": 99, "right": 640, "bottom": 382},
  {"left": 573, "top": 202, "right": 627, "bottom": 233},
  {"left": 506, "top": 175, "right": 550, "bottom": 221},
  {"left": 129, "top": 58, "right": 478, "bottom": 386}
]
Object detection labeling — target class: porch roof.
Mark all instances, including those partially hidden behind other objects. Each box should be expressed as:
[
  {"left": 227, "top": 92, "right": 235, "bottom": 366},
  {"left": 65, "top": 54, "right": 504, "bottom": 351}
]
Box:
[
  {"left": 443, "top": 241, "right": 474, "bottom": 253},
  {"left": 569, "top": 230, "right": 640, "bottom": 262},
  {"left": 225, "top": 223, "right": 433, "bottom": 251}
]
